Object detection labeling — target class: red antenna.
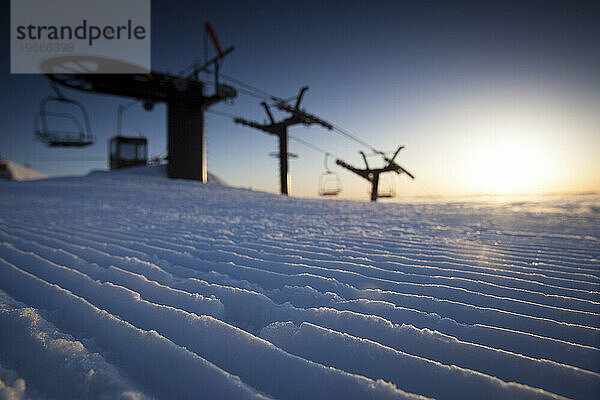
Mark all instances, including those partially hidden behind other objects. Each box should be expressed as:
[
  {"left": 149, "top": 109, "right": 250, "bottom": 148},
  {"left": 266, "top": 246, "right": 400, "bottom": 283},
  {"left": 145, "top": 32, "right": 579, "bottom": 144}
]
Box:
[
  {"left": 188, "top": 22, "right": 234, "bottom": 90},
  {"left": 205, "top": 22, "right": 224, "bottom": 58}
]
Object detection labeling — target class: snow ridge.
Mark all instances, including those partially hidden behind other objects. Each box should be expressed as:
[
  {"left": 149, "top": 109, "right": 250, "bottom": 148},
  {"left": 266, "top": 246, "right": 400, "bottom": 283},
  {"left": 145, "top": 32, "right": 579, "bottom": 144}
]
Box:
[{"left": 0, "top": 170, "right": 599, "bottom": 399}]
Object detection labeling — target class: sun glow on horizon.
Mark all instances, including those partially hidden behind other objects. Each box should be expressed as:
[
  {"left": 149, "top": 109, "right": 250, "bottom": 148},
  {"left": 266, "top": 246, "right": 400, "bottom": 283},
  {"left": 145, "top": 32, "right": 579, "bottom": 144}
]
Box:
[
  {"left": 427, "top": 85, "right": 599, "bottom": 197},
  {"left": 469, "top": 137, "right": 549, "bottom": 195}
]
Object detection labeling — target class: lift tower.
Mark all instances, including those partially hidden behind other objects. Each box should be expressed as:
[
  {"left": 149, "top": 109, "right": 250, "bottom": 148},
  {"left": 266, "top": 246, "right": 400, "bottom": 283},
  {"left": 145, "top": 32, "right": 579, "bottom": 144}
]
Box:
[
  {"left": 234, "top": 87, "right": 332, "bottom": 195},
  {"left": 336, "top": 146, "right": 415, "bottom": 202},
  {"left": 45, "top": 61, "right": 236, "bottom": 181},
  {"left": 39, "top": 23, "right": 235, "bottom": 181}
]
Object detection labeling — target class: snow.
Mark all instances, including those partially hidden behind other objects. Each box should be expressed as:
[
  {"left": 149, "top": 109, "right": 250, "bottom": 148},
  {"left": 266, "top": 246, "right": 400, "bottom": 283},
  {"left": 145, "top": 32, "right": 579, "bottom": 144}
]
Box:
[
  {"left": 87, "top": 164, "right": 228, "bottom": 185},
  {"left": 260, "top": 321, "right": 560, "bottom": 400},
  {"left": 0, "top": 159, "right": 47, "bottom": 182},
  {"left": 0, "top": 167, "right": 599, "bottom": 399},
  {"left": 0, "top": 290, "right": 145, "bottom": 400}
]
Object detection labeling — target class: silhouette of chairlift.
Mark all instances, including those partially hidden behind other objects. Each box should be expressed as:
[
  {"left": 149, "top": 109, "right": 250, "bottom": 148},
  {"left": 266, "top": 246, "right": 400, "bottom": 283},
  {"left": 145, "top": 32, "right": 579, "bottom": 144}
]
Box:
[
  {"left": 371, "top": 172, "right": 395, "bottom": 198},
  {"left": 319, "top": 153, "right": 342, "bottom": 196},
  {"left": 335, "top": 146, "right": 415, "bottom": 202},
  {"left": 109, "top": 102, "right": 148, "bottom": 171},
  {"left": 34, "top": 96, "right": 94, "bottom": 147}
]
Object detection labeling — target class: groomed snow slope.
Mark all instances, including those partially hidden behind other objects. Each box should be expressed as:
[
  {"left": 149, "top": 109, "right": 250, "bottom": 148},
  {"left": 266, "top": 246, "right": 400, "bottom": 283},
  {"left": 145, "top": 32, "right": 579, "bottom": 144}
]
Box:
[{"left": 0, "top": 168, "right": 598, "bottom": 399}]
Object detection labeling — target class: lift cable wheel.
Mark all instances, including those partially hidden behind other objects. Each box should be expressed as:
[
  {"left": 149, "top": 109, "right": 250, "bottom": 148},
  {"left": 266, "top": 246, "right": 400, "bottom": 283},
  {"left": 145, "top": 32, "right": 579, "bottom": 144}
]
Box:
[
  {"left": 34, "top": 96, "right": 95, "bottom": 147},
  {"left": 319, "top": 152, "right": 342, "bottom": 197}
]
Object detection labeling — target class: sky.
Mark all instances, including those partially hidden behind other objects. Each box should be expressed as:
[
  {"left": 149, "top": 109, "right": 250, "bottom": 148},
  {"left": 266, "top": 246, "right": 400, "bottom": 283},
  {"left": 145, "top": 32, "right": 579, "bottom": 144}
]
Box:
[{"left": 1, "top": 0, "right": 599, "bottom": 199}]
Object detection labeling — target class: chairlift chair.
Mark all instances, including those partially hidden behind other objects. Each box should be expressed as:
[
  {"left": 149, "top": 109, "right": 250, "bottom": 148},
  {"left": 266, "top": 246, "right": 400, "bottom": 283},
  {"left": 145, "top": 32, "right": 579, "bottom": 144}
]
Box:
[
  {"left": 109, "top": 136, "right": 148, "bottom": 170},
  {"left": 376, "top": 174, "right": 396, "bottom": 198},
  {"left": 319, "top": 172, "right": 342, "bottom": 196},
  {"left": 34, "top": 97, "right": 94, "bottom": 147},
  {"left": 109, "top": 101, "right": 149, "bottom": 170},
  {"left": 319, "top": 153, "right": 342, "bottom": 196}
]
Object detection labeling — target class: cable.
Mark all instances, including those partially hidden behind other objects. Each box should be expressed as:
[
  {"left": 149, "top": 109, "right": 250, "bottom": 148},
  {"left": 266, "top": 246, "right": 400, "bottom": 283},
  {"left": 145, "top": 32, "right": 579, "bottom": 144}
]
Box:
[
  {"left": 206, "top": 103, "right": 441, "bottom": 197},
  {"left": 200, "top": 74, "right": 274, "bottom": 101},
  {"left": 207, "top": 72, "right": 386, "bottom": 154},
  {"left": 415, "top": 180, "right": 443, "bottom": 198},
  {"left": 204, "top": 79, "right": 433, "bottom": 190},
  {"left": 330, "top": 125, "right": 379, "bottom": 153},
  {"left": 219, "top": 73, "right": 278, "bottom": 101},
  {"left": 206, "top": 108, "right": 338, "bottom": 157},
  {"left": 209, "top": 75, "right": 445, "bottom": 200},
  {"left": 205, "top": 108, "right": 239, "bottom": 119},
  {"left": 198, "top": 69, "right": 276, "bottom": 101},
  {"left": 187, "top": 69, "right": 386, "bottom": 155},
  {"left": 206, "top": 105, "right": 337, "bottom": 158},
  {"left": 289, "top": 135, "right": 332, "bottom": 156},
  {"left": 31, "top": 157, "right": 106, "bottom": 162},
  {"left": 235, "top": 87, "right": 272, "bottom": 100},
  {"left": 207, "top": 106, "right": 351, "bottom": 163}
]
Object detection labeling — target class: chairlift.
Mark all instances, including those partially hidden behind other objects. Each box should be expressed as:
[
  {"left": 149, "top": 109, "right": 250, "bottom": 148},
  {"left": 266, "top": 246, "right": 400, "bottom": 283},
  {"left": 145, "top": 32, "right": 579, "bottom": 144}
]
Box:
[
  {"left": 319, "top": 153, "right": 342, "bottom": 196},
  {"left": 109, "top": 136, "right": 148, "bottom": 170},
  {"left": 109, "top": 102, "right": 148, "bottom": 170},
  {"left": 34, "top": 96, "right": 94, "bottom": 147},
  {"left": 364, "top": 171, "right": 395, "bottom": 199},
  {"left": 376, "top": 174, "right": 396, "bottom": 198}
]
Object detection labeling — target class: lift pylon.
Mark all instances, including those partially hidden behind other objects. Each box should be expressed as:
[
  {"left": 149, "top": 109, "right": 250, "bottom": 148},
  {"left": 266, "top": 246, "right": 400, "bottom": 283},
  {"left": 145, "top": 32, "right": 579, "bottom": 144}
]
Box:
[
  {"left": 38, "top": 22, "right": 236, "bottom": 182},
  {"left": 234, "top": 87, "right": 333, "bottom": 195},
  {"left": 335, "top": 146, "right": 415, "bottom": 201}
]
